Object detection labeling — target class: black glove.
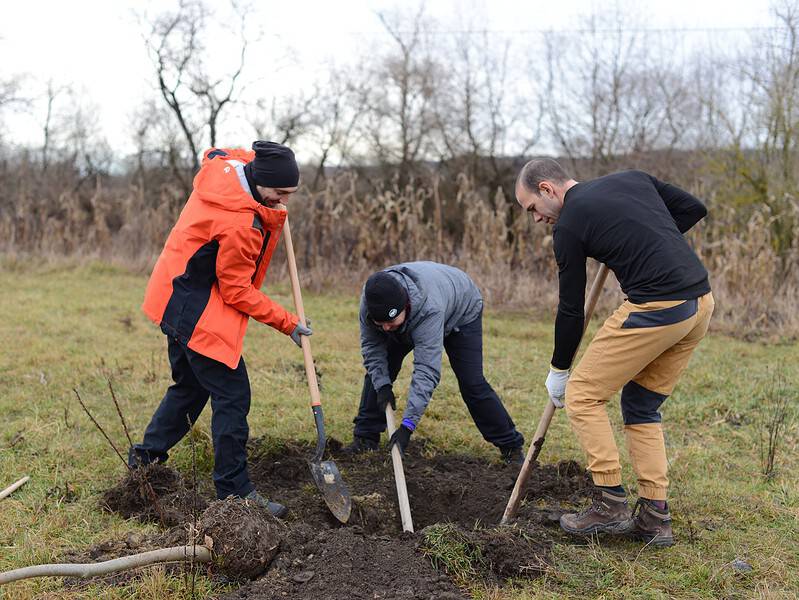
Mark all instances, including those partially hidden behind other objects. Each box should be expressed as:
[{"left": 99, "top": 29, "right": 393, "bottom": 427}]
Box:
[
  {"left": 389, "top": 425, "right": 412, "bottom": 455},
  {"left": 376, "top": 385, "right": 396, "bottom": 412}
]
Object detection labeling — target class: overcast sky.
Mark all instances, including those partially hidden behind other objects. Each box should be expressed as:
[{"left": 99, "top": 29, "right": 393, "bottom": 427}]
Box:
[{"left": 0, "top": 0, "right": 777, "bottom": 152}]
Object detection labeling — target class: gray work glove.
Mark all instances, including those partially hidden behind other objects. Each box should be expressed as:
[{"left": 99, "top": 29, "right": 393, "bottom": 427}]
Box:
[
  {"left": 545, "top": 366, "right": 569, "bottom": 409},
  {"left": 290, "top": 322, "right": 313, "bottom": 347}
]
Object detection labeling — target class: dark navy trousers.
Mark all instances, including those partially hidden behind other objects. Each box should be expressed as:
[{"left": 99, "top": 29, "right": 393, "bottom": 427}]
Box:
[
  {"left": 130, "top": 336, "right": 254, "bottom": 500},
  {"left": 353, "top": 313, "right": 524, "bottom": 449}
]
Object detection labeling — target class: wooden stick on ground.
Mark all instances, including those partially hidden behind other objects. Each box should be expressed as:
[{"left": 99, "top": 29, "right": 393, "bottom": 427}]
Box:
[
  {"left": 0, "top": 476, "right": 30, "bottom": 501},
  {"left": 0, "top": 546, "right": 212, "bottom": 585}
]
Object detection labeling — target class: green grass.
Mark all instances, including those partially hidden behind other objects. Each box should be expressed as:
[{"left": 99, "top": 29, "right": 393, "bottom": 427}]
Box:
[{"left": 1, "top": 261, "right": 797, "bottom": 599}]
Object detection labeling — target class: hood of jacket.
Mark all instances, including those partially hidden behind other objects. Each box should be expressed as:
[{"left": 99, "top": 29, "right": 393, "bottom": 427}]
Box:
[{"left": 191, "top": 148, "right": 261, "bottom": 213}]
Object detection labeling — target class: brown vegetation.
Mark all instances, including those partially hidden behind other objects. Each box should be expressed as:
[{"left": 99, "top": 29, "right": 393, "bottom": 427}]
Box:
[
  {"left": 3, "top": 3, "right": 799, "bottom": 340},
  {"left": 0, "top": 156, "right": 797, "bottom": 340}
]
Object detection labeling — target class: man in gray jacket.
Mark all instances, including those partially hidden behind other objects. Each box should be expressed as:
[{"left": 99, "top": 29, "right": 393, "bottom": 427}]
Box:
[{"left": 343, "top": 261, "right": 525, "bottom": 463}]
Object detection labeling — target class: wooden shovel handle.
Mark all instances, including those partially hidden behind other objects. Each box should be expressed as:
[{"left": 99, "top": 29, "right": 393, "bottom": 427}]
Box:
[
  {"left": 385, "top": 406, "right": 414, "bottom": 533},
  {"left": 500, "top": 262, "right": 610, "bottom": 525},
  {"left": 282, "top": 213, "right": 321, "bottom": 407}
]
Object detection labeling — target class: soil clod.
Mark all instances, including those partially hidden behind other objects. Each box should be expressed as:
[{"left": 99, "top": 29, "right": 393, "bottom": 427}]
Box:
[
  {"left": 101, "top": 463, "right": 207, "bottom": 527},
  {"left": 199, "top": 498, "right": 284, "bottom": 581}
]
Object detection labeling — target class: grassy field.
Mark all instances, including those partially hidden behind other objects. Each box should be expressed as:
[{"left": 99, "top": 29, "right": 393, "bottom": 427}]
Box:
[{"left": 1, "top": 260, "right": 797, "bottom": 599}]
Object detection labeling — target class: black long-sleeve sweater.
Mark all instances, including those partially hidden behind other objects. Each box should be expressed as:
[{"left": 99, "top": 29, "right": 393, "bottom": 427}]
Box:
[{"left": 551, "top": 170, "right": 711, "bottom": 370}]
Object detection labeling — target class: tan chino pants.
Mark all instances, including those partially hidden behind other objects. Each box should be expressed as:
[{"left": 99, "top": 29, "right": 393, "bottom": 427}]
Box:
[{"left": 565, "top": 292, "right": 714, "bottom": 500}]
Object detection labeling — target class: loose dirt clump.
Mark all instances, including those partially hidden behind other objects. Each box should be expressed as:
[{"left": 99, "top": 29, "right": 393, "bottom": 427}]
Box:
[
  {"left": 101, "top": 463, "right": 208, "bottom": 527},
  {"left": 199, "top": 499, "right": 284, "bottom": 581},
  {"left": 216, "top": 525, "right": 467, "bottom": 600}
]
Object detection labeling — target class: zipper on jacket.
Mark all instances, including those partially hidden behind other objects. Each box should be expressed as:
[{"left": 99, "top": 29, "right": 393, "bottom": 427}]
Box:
[{"left": 253, "top": 230, "right": 271, "bottom": 282}]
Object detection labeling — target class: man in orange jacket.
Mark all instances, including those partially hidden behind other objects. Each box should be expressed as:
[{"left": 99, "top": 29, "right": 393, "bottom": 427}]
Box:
[{"left": 129, "top": 141, "right": 311, "bottom": 517}]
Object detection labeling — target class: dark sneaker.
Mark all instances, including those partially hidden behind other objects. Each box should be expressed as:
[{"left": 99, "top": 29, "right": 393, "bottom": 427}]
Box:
[
  {"left": 560, "top": 488, "right": 631, "bottom": 536},
  {"left": 341, "top": 436, "right": 379, "bottom": 454},
  {"left": 245, "top": 490, "right": 288, "bottom": 519},
  {"left": 500, "top": 445, "right": 525, "bottom": 465},
  {"left": 623, "top": 499, "right": 675, "bottom": 547}
]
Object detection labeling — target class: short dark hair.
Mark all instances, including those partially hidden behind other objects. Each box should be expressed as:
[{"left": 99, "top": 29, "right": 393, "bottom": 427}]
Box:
[{"left": 516, "top": 158, "right": 570, "bottom": 193}]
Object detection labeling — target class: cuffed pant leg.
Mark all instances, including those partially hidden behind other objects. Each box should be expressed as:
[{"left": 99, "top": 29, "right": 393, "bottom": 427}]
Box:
[
  {"left": 133, "top": 337, "right": 210, "bottom": 465},
  {"left": 565, "top": 372, "right": 622, "bottom": 487},
  {"left": 624, "top": 423, "right": 669, "bottom": 500},
  {"left": 445, "top": 313, "right": 524, "bottom": 449}
]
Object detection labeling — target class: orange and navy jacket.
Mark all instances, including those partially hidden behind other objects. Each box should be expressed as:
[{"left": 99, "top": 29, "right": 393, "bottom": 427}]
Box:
[{"left": 142, "top": 147, "right": 298, "bottom": 368}]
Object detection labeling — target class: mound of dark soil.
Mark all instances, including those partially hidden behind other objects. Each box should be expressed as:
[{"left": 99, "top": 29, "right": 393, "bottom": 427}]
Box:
[
  {"left": 199, "top": 499, "right": 284, "bottom": 581},
  {"left": 248, "top": 438, "right": 591, "bottom": 533},
  {"left": 101, "top": 464, "right": 207, "bottom": 527},
  {"left": 96, "top": 438, "right": 591, "bottom": 598},
  {"left": 217, "top": 525, "right": 467, "bottom": 600}
]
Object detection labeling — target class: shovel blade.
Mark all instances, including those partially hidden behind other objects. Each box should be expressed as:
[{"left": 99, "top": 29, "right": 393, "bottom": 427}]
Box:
[{"left": 309, "top": 459, "right": 351, "bottom": 523}]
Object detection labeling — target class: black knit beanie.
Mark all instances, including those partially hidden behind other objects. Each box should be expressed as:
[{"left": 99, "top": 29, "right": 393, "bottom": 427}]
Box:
[
  {"left": 365, "top": 272, "right": 408, "bottom": 322},
  {"left": 250, "top": 140, "right": 300, "bottom": 188}
]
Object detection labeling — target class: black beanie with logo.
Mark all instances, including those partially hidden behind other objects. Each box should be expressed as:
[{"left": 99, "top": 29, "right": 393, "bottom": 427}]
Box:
[
  {"left": 365, "top": 272, "right": 408, "bottom": 322},
  {"left": 249, "top": 140, "right": 300, "bottom": 188}
]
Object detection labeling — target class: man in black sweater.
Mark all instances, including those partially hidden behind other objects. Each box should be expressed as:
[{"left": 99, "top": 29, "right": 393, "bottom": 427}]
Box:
[{"left": 515, "top": 158, "right": 714, "bottom": 547}]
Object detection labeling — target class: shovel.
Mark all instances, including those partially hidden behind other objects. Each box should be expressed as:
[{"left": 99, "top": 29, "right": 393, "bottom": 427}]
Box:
[
  {"left": 500, "top": 262, "right": 609, "bottom": 525},
  {"left": 282, "top": 212, "right": 351, "bottom": 524}
]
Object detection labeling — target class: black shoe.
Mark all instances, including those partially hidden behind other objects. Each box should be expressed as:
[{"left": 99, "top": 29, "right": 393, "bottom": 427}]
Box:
[
  {"left": 341, "top": 436, "right": 379, "bottom": 454},
  {"left": 500, "top": 445, "right": 525, "bottom": 465},
  {"left": 245, "top": 490, "right": 288, "bottom": 518},
  {"left": 128, "top": 447, "right": 159, "bottom": 469}
]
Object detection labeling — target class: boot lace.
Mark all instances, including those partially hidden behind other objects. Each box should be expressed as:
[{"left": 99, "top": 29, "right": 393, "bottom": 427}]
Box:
[{"left": 576, "top": 489, "right": 607, "bottom": 518}]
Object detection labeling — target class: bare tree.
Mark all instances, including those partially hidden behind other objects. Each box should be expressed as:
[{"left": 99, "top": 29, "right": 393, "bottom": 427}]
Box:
[
  {"left": 304, "top": 64, "right": 369, "bottom": 188},
  {"left": 142, "top": 0, "right": 249, "bottom": 189},
  {"left": 358, "top": 5, "right": 439, "bottom": 185},
  {"left": 249, "top": 93, "right": 315, "bottom": 147},
  {"left": 0, "top": 73, "right": 28, "bottom": 145},
  {"left": 41, "top": 80, "right": 70, "bottom": 172}
]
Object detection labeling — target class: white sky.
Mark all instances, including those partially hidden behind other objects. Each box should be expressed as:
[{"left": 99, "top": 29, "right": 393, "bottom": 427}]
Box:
[{"left": 0, "top": 0, "right": 776, "bottom": 153}]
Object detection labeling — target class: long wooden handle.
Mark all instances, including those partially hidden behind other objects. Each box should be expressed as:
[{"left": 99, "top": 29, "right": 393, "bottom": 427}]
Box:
[
  {"left": 500, "top": 262, "right": 610, "bottom": 525},
  {"left": 385, "top": 406, "right": 414, "bottom": 533},
  {"left": 282, "top": 213, "right": 321, "bottom": 407},
  {"left": 0, "top": 476, "right": 29, "bottom": 501}
]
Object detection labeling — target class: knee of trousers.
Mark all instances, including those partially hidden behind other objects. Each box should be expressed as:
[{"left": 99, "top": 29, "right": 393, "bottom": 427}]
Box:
[
  {"left": 564, "top": 378, "right": 608, "bottom": 418},
  {"left": 458, "top": 378, "right": 493, "bottom": 400},
  {"left": 620, "top": 381, "right": 667, "bottom": 425}
]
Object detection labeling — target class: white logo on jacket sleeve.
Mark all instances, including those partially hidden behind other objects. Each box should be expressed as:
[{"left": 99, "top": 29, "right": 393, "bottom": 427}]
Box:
[
  {"left": 224, "top": 166, "right": 231, "bottom": 173},
  {"left": 389, "top": 308, "right": 398, "bottom": 318}
]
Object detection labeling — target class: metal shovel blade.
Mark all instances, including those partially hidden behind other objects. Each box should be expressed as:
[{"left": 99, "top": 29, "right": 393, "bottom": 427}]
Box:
[{"left": 309, "top": 459, "right": 351, "bottom": 523}]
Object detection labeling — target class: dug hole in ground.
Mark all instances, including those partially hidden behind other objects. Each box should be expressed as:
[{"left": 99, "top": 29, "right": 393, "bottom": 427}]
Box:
[{"left": 94, "top": 436, "right": 593, "bottom": 599}]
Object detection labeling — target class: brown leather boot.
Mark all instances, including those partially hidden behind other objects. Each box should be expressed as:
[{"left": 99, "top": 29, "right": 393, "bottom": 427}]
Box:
[
  {"left": 560, "top": 488, "right": 631, "bottom": 536},
  {"left": 624, "top": 498, "right": 675, "bottom": 547}
]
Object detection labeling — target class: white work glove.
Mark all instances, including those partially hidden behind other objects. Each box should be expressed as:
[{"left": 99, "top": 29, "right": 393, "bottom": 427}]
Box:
[{"left": 545, "top": 366, "right": 570, "bottom": 408}]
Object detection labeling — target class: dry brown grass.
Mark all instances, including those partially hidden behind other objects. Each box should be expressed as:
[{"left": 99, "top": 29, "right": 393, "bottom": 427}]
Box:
[{"left": 1, "top": 164, "right": 796, "bottom": 340}]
